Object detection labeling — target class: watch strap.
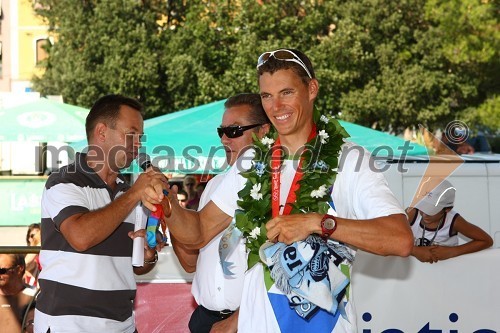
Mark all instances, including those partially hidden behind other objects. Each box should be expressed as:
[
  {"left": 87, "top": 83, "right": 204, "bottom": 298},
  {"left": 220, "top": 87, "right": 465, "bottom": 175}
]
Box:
[
  {"left": 321, "top": 214, "right": 337, "bottom": 241},
  {"left": 144, "top": 251, "right": 158, "bottom": 265}
]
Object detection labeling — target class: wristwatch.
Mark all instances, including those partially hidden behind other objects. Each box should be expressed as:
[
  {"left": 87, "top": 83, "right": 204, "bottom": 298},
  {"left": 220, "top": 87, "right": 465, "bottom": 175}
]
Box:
[
  {"left": 144, "top": 251, "right": 158, "bottom": 265},
  {"left": 321, "top": 214, "right": 337, "bottom": 241}
]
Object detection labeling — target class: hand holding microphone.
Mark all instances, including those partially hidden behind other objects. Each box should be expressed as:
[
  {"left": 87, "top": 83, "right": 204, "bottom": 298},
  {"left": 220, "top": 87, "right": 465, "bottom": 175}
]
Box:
[{"left": 137, "top": 153, "right": 171, "bottom": 248}]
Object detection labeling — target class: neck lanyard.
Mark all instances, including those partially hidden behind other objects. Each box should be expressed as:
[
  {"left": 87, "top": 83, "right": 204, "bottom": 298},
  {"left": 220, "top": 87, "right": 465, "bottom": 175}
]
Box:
[
  {"left": 271, "top": 124, "right": 317, "bottom": 218},
  {"left": 421, "top": 211, "right": 446, "bottom": 244}
]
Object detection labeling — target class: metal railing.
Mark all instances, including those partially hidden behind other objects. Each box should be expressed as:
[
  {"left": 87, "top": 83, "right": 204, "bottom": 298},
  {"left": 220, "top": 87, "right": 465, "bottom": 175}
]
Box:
[{"left": 0, "top": 246, "right": 40, "bottom": 254}]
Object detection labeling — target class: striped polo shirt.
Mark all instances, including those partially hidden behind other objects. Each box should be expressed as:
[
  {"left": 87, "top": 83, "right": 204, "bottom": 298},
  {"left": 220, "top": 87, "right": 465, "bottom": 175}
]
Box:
[{"left": 36, "top": 153, "right": 142, "bottom": 333}]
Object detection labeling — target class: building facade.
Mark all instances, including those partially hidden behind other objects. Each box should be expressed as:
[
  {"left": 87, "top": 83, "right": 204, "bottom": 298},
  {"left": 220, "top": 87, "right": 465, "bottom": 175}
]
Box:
[{"left": 0, "top": 0, "right": 50, "bottom": 95}]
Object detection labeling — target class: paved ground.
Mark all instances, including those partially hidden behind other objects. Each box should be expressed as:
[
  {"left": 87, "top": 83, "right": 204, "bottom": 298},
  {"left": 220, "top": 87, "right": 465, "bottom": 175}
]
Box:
[{"left": 136, "top": 283, "right": 196, "bottom": 333}]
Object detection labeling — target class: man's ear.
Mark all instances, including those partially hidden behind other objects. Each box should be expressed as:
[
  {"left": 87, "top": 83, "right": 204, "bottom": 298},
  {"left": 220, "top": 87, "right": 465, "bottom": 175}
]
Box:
[
  {"left": 93, "top": 123, "right": 107, "bottom": 142},
  {"left": 15, "top": 265, "right": 24, "bottom": 277},
  {"left": 308, "top": 78, "right": 319, "bottom": 101},
  {"left": 259, "top": 123, "right": 271, "bottom": 137}
]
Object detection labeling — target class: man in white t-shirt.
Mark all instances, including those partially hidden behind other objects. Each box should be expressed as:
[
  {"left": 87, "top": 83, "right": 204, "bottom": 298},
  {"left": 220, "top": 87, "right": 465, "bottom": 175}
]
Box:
[
  {"left": 159, "top": 49, "right": 413, "bottom": 333},
  {"left": 171, "top": 93, "right": 270, "bottom": 333}
]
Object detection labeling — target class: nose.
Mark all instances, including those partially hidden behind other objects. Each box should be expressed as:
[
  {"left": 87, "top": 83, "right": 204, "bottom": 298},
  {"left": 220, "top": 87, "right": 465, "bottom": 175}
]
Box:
[
  {"left": 134, "top": 133, "right": 143, "bottom": 148},
  {"left": 271, "top": 96, "right": 284, "bottom": 112},
  {"left": 221, "top": 134, "right": 231, "bottom": 145}
]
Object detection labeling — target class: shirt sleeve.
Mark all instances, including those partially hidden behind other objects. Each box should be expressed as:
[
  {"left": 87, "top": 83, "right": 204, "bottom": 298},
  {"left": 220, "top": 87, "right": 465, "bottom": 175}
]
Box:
[
  {"left": 42, "top": 182, "right": 90, "bottom": 230},
  {"left": 332, "top": 143, "right": 404, "bottom": 220},
  {"left": 211, "top": 149, "right": 255, "bottom": 217}
]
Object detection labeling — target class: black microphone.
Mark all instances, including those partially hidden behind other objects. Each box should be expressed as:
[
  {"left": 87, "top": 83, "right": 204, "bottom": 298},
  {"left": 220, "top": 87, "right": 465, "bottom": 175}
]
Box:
[
  {"left": 137, "top": 153, "right": 152, "bottom": 171},
  {"left": 136, "top": 152, "right": 169, "bottom": 194}
]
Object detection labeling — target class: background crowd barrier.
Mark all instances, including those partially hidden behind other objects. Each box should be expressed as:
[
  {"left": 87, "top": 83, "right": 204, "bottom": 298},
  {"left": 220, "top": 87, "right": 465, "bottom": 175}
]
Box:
[{"left": 134, "top": 247, "right": 499, "bottom": 332}]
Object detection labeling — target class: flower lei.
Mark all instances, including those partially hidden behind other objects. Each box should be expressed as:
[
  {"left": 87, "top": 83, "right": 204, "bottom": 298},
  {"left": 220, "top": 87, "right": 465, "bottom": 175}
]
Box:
[{"left": 235, "top": 113, "right": 349, "bottom": 269}]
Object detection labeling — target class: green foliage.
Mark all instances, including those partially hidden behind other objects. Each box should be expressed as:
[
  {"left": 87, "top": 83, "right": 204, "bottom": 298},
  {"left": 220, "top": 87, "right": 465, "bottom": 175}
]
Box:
[
  {"left": 32, "top": 0, "right": 166, "bottom": 116},
  {"left": 476, "top": 96, "right": 500, "bottom": 131},
  {"left": 33, "top": 0, "right": 499, "bottom": 131}
]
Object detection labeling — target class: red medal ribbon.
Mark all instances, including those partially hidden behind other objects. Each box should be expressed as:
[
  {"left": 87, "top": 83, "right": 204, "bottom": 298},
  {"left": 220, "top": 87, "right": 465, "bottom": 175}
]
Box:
[{"left": 271, "top": 124, "right": 317, "bottom": 218}]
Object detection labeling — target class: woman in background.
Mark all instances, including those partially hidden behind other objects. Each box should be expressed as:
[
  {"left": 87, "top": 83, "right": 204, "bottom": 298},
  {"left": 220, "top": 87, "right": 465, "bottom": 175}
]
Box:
[{"left": 24, "top": 224, "right": 41, "bottom": 288}]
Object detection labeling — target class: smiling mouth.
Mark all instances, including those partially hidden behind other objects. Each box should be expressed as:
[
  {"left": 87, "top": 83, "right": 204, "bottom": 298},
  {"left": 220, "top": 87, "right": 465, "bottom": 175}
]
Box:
[{"left": 275, "top": 114, "right": 291, "bottom": 121}]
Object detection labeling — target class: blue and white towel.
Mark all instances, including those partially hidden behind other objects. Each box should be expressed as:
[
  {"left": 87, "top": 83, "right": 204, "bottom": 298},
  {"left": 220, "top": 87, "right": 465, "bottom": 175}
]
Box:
[{"left": 260, "top": 235, "right": 353, "bottom": 320}]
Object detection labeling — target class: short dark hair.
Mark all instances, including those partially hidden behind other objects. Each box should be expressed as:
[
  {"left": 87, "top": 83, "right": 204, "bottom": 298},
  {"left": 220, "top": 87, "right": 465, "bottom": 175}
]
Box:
[
  {"left": 14, "top": 254, "right": 26, "bottom": 273},
  {"left": 26, "top": 223, "right": 40, "bottom": 245},
  {"left": 224, "top": 93, "right": 270, "bottom": 126},
  {"left": 256, "top": 48, "right": 315, "bottom": 85},
  {"left": 1, "top": 253, "right": 26, "bottom": 275},
  {"left": 85, "top": 94, "right": 144, "bottom": 141}
]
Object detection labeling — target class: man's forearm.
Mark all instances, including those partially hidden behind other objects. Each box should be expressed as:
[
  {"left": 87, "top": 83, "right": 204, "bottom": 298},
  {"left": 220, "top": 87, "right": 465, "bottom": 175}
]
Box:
[
  {"left": 162, "top": 197, "right": 203, "bottom": 245},
  {"left": 133, "top": 252, "right": 158, "bottom": 275},
  {"left": 171, "top": 235, "right": 198, "bottom": 273},
  {"left": 61, "top": 189, "right": 141, "bottom": 251},
  {"left": 163, "top": 197, "right": 234, "bottom": 249}
]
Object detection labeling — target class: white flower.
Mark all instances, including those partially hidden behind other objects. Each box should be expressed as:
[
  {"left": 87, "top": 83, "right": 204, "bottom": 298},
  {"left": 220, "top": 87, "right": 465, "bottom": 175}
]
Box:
[
  {"left": 310, "top": 185, "right": 328, "bottom": 198},
  {"left": 320, "top": 115, "right": 329, "bottom": 123},
  {"left": 318, "top": 130, "right": 329, "bottom": 144},
  {"left": 261, "top": 137, "right": 275, "bottom": 148},
  {"left": 249, "top": 226, "right": 261, "bottom": 239},
  {"left": 250, "top": 183, "right": 263, "bottom": 200}
]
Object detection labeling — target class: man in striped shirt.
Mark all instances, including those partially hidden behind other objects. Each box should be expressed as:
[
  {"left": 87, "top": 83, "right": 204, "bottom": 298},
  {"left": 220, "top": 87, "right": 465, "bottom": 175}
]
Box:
[{"left": 35, "top": 95, "right": 167, "bottom": 333}]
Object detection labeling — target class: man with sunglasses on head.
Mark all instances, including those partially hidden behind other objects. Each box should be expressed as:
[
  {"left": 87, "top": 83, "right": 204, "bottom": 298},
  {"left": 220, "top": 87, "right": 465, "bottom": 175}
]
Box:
[
  {"left": 159, "top": 49, "right": 413, "bottom": 332},
  {"left": 0, "top": 254, "right": 36, "bottom": 333},
  {"left": 171, "top": 93, "right": 270, "bottom": 333}
]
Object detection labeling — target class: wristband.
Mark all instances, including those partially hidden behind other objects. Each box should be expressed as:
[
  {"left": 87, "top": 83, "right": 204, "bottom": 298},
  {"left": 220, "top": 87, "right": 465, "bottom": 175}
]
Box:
[{"left": 144, "top": 251, "right": 158, "bottom": 265}]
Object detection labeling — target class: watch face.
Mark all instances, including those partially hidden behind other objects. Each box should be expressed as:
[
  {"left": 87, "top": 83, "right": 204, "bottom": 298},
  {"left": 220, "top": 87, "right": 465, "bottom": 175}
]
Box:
[{"left": 323, "top": 218, "right": 336, "bottom": 230}]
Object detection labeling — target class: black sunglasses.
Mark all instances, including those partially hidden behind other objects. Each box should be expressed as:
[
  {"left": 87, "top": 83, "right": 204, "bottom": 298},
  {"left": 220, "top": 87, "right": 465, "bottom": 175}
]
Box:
[
  {"left": 257, "top": 49, "right": 313, "bottom": 79},
  {"left": 0, "top": 266, "right": 16, "bottom": 274},
  {"left": 217, "top": 124, "right": 263, "bottom": 139}
]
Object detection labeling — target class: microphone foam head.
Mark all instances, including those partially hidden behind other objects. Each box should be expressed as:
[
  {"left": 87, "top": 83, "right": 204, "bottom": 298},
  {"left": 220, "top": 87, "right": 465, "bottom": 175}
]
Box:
[{"left": 137, "top": 153, "right": 152, "bottom": 170}]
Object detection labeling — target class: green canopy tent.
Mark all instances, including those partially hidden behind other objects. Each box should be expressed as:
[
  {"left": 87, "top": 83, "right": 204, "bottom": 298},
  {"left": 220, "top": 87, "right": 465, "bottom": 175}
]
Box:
[
  {"left": 73, "top": 99, "right": 428, "bottom": 174},
  {"left": 338, "top": 121, "right": 429, "bottom": 158},
  {"left": 142, "top": 100, "right": 229, "bottom": 174},
  {"left": 0, "top": 99, "right": 90, "bottom": 227},
  {"left": 0, "top": 98, "right": 89, "bottom": 142}
]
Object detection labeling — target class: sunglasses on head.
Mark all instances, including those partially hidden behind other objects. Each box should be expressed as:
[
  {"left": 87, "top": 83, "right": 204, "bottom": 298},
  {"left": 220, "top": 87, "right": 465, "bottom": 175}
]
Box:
[
  {"left": 257, "top": 49, "right": 313, "bottom": 79},
  {"left": 0, "top": 266, "right": 16, "bottom": 274},
  {"left": 217, "top": 124, "right": 263, "bottom": 139}
]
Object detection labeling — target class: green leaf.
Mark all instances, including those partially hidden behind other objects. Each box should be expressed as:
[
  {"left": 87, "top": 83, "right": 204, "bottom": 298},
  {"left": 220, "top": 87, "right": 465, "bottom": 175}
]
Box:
[{"left": 247, "top": 252, "right": 261, "bottom": 270}]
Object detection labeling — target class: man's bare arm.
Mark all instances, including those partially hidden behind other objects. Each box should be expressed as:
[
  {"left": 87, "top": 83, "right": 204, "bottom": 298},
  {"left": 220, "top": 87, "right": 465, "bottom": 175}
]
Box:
[
  {"left": 133, "top": 247, "right": 159, "bottom": 275},
  {"left": 60, "top": 172, "right": 166, "bottom": 252},
  {"left": 171, "top": 235, "right": 199, "bottom": 273},
  {"left": 162, "top": 189, "right": 232, "bottom": 249},
  {"left": 266, "top": 213, "right": 413, "bottom": 257}
]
